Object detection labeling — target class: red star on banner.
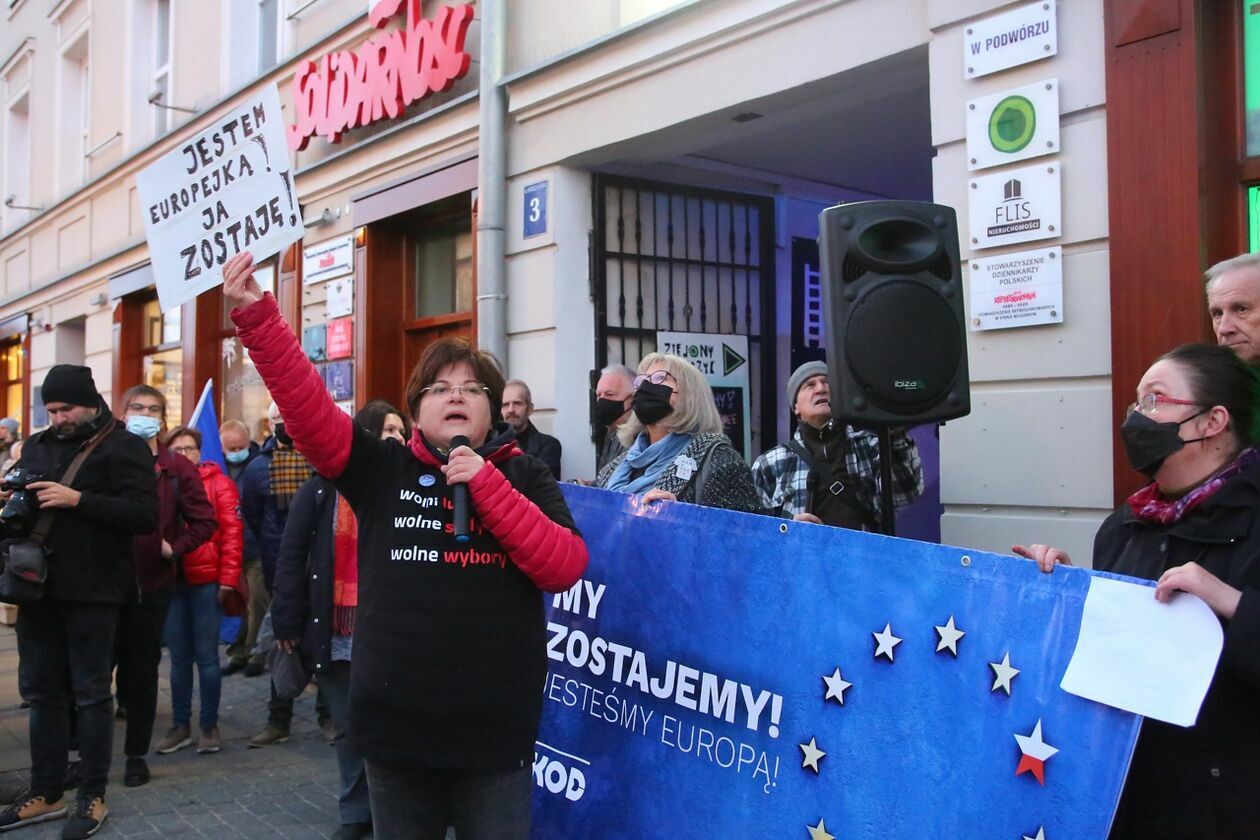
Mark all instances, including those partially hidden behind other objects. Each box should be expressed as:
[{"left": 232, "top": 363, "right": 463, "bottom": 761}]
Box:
[{"left": 1014, "top": 719, "right": 1059, "bottom": 785}]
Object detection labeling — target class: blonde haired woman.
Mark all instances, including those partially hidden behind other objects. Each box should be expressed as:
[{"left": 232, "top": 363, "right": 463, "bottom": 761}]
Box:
[{"left": 595, "top": 353, "right": 763, "bottom": 513}]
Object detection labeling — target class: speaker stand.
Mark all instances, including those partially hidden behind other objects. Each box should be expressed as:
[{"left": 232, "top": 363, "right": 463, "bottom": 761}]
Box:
[{"left": 877, "top": 428, "right": 896, "bottom": 537}]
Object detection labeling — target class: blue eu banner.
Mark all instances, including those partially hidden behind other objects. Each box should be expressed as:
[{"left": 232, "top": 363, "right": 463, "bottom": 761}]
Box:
[{"left": 533, "top": 487, "right": 1140, "bottom": 839}]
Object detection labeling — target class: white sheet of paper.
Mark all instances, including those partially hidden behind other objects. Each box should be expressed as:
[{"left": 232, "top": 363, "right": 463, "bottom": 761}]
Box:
[{"left": 1061, "top": 576, "right": 1223, "bottom": 727}]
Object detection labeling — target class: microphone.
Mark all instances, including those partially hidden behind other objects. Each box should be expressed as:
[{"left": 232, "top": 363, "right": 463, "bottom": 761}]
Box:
[{"left": 450, "top": 435, "right": 471, "bottom": 543}]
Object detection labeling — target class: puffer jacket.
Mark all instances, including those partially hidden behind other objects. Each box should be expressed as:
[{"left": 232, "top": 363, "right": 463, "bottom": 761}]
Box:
[
  {"left": 182, "top": 460, "right": 244, "bottom": 589},
  {"left": 231, "top": 291, "right": 589, "bottom": 770}
]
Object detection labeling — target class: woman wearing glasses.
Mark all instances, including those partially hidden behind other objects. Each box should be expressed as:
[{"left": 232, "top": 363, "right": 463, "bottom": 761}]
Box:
[
  {"left": 159, "top": 426, "right": 245, "bottom": 758},
  {"left": 595, "top": 353, "right": 764, "bottom": 513},
  {"left": 220, "top": 251, "right": 587, "bottom": 840},
  {"left": 1014, "top": 344, "right": 1260, "bottom": 839}
]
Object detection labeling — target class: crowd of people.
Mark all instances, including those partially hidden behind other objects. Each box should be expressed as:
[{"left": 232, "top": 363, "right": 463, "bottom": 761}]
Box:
[{"left": 0, "top": 247, "right": 1253, "bottom": 838}]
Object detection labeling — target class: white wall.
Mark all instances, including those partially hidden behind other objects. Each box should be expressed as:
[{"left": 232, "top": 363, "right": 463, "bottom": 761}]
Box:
[{"left": 930, "top": 0, "right": 1111, "bottom": 564}]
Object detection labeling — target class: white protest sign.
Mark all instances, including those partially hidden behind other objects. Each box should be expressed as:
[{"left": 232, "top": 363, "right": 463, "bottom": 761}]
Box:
[
  {"left": 968, "top": 246, "right": 1063, "bottom": 331},
  {"left": 136, "top": 86, "right": 304, "bottom": 311},
  {"left": 966, "top": 79, "right": 1059, "bottom": 171},
  {"left": 657, "top": 331, "right": 752, "bottom": 460},
  {"left": 967, "top": 162, "right": 1061, "bottom": 250},
  {"left": 964, "top": 0, "right": 1057, "bottom": 79}
]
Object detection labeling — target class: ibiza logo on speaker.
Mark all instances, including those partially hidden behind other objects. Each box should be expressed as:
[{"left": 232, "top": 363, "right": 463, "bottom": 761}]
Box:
[{"left": 894, "top": 379, "right": 926, "bottom": 392}]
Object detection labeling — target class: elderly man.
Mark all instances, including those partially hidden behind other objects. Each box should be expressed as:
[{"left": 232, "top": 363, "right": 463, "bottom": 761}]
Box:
[
  {"left": 501, "top": 379, "right": 562, "bottom": 479},
  {"left": 594, "top": 364, "right": 635, "bottom": 473},
  {"left": 751, "top": 361, "right": 924, "bottom": 530},
  {"left": 1206, "top": 253, "right": 1260, "bottom": 365}
]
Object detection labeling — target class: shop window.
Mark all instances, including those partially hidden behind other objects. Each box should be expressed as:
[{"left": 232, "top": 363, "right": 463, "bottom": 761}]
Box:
[
  {"left": 0, "top": 340, "right": 24, "bottom": 422},
  {"left": 140, "top": 294, "right": 182, "bottom": 424},
  {"left": 219, "top": 260, "right": 275, "bottom": 439},
  {"left": 1246, "top": 2, "right": 1260, "bottom": 157},
  {"left": 411, "top": 221, "right": 473, "bottom": 319}
]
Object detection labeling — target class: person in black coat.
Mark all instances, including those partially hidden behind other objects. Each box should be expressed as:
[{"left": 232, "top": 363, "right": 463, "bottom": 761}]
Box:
[
  {"left": 271, "top": 400, "right": 409, "bottom": 840},
  {"left": 0, "top": 365, "right": 157, "bottom": 837},
  {"left": 1014, "top": 344, "right": 1260, "bottom": 839},
  {"left": 500, "top": 380, "right": 562, "bottom": 479}
]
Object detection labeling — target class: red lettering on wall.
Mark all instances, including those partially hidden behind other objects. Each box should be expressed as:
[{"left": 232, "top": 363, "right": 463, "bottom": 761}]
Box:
[{"left": 286, "top": 0, "right": 474, "bottom": 151}]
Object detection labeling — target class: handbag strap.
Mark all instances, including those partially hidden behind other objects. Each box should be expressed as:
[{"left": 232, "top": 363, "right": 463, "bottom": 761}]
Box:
[
  {"left": 786, "top": 438, "right": 878, "bottom": 530},
  {"left": 28, "top": 418, "right": 116, "bottom": 546}
]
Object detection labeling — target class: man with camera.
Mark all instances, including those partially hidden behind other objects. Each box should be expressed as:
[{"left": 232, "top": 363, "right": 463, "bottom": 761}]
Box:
[{"left": 0, "top": 365, "right": 157, "bottom": 839}]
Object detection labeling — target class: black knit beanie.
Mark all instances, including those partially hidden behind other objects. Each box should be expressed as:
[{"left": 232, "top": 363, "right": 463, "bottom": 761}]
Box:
[{"left": 41, "top": 365, "right": 101, "bottom": 408}]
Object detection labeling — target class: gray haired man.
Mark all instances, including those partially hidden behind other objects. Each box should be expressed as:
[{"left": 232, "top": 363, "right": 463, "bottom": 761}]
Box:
[
  {"left": 594, "top": 364, "right": 636, "bottom": 473},
  {"left": 1206, "top": 252, "right": 1260, "bottom": 365}
]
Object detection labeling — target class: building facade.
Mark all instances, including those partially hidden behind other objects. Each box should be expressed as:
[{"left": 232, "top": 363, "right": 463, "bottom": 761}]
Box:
[{"left": 0, "top": 0, "right": 1242, "bottom": 561}]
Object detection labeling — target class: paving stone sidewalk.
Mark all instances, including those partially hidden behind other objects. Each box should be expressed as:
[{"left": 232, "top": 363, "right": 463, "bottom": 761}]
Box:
[{"left": 0, "top": 622, "right": 345, "bottom": 838}]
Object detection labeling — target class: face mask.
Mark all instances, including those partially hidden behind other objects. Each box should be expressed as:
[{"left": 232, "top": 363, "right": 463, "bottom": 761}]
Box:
[
  {"left": 224, "top": 449, "right": 250, "bottom": 465},
  {"left": 595, "top": 397, "right": 629, "bottom": 428},
  {"left": 1120, "top": 409, "right": 1207, "bottom": 479},
  {"left": 125, "top": 415, "right": 161, "bottom": 440},
  {"left": 273, "top": 423, "right": 292, "bottom": 447},
  {"left": 632, "top": 382, "right": 674, "bottom": 426}
]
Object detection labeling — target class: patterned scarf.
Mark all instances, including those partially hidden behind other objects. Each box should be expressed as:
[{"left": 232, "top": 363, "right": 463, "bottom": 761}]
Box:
[
  {"left": 1127, "top": 447, "right": 1260, "bottom": 525},
  {"left": 603, "top": 432, "right": 691, "bottom": 496},
  {"left": 332, "top": 494, "right": 358, "bottom": 636},
  {"left": 269, "top": 446, "right": 311, "bottom": 511}
]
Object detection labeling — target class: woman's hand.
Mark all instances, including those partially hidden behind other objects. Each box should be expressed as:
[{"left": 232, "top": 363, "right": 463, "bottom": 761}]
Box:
[
  {"left": 442, "top": 445, "right": 486, "bottom": 485},
  {"left": 1012, "top": 543, "right": 1073, "bottom": 574},
  {"left": 1155, "top": 562, "right": 1242, "bottom": 620},
  {"left": 793, "top": 512, "right": 824, "bottom": 525},
  {"left": 223, "top": 251, "right": 264, "bottom": 310},
  {"left": 641, "top": 488, "right": 676, "bottom": 505},
  {"left": 277, "top": 639, "right": 299, "bottom": 654}
]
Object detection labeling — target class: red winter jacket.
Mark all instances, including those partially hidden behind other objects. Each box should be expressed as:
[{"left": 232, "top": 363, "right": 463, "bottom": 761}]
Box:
[
  {"left": 231, "top": 292, "right": 587, "bottom": 593},
  {"left": 182, "top": 460, "right": 244, "bottom": 590}
]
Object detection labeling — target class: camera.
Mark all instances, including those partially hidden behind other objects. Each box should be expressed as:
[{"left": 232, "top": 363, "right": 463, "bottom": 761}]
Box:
[{"left": 1, "top": 468, "right": 44, "bottom": 533}]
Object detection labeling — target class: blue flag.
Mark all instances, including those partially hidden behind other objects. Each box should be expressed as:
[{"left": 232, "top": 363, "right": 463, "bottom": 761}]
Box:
[
  {"left": 189, "top": 380, "right": 225, "bottom": 470},
  {"left": 534, "top": 486, "right": 1141, "bottom": 839}
]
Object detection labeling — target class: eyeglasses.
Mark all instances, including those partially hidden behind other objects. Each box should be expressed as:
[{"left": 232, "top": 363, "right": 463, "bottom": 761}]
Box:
[
  {"left": 1126, "top": 393, "right": 1200, "bottom": 418},
  {"left": 632, "top": 371, "right": 676, "bottom": 390},
  {"left": 419, "top": 382, "right": 491, "bottom": 399},
  {"left": 171, "top": 445, "right": 199, "bottom": 455},
  {"left": 126, "top": 403, "right": 164, "bottom": 416}
]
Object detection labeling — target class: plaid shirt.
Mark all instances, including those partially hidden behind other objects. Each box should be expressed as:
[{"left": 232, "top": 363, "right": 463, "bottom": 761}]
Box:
[{"left": 750, "top": 425, "right": 923, "bottom": 521}]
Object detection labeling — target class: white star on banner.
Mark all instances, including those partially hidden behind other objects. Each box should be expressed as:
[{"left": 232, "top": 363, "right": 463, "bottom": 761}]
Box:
[
  {"left": 822, "top": 668, "right": 852, "bottom": 705},
  {"left": 872, "top": 623, "right": 902, "bottom": 662},
  {"left": 1022, "top": 828, "right": 1047, "bottom": 840},
  {"left": 799, "top": 737, "right": 826, "bottom": 774},
  {"left": 807, "top": 818, "right": 836, "bottom": 840},
  {"left": 934, "top": 615, "right": 965, "bottom": 656},
  {"left": 989, "top": 651, "right": 1020, "bottom": 695}
]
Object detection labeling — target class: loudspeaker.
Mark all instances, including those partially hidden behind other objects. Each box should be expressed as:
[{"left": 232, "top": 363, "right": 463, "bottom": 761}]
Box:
[{"left": 818, "top": 201, "right": 970, "bottom": 427}]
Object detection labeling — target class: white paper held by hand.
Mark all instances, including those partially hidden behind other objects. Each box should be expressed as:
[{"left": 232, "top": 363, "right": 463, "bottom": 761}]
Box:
[{"left": 1061, "top": 575, "right": 1222, "bottom": 727}]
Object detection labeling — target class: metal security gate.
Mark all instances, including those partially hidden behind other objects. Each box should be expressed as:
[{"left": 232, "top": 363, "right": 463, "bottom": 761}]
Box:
[{"left": 591, "top": 174, "right": 776, "bottom": 458}]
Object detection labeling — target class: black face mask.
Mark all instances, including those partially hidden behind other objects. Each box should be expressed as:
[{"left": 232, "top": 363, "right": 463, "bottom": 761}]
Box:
[
  {"left": 595, "top": 397, "right": 629, "bottom": 428},
  {"left": 632, "top": 382, "right": 674, "bottom": 426},
  {"left": 273, "top": 423, "right": 293, "bottom": 448},
  {"left": 1120, "top": 409, "right": 1207, "bottom": 479}
]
